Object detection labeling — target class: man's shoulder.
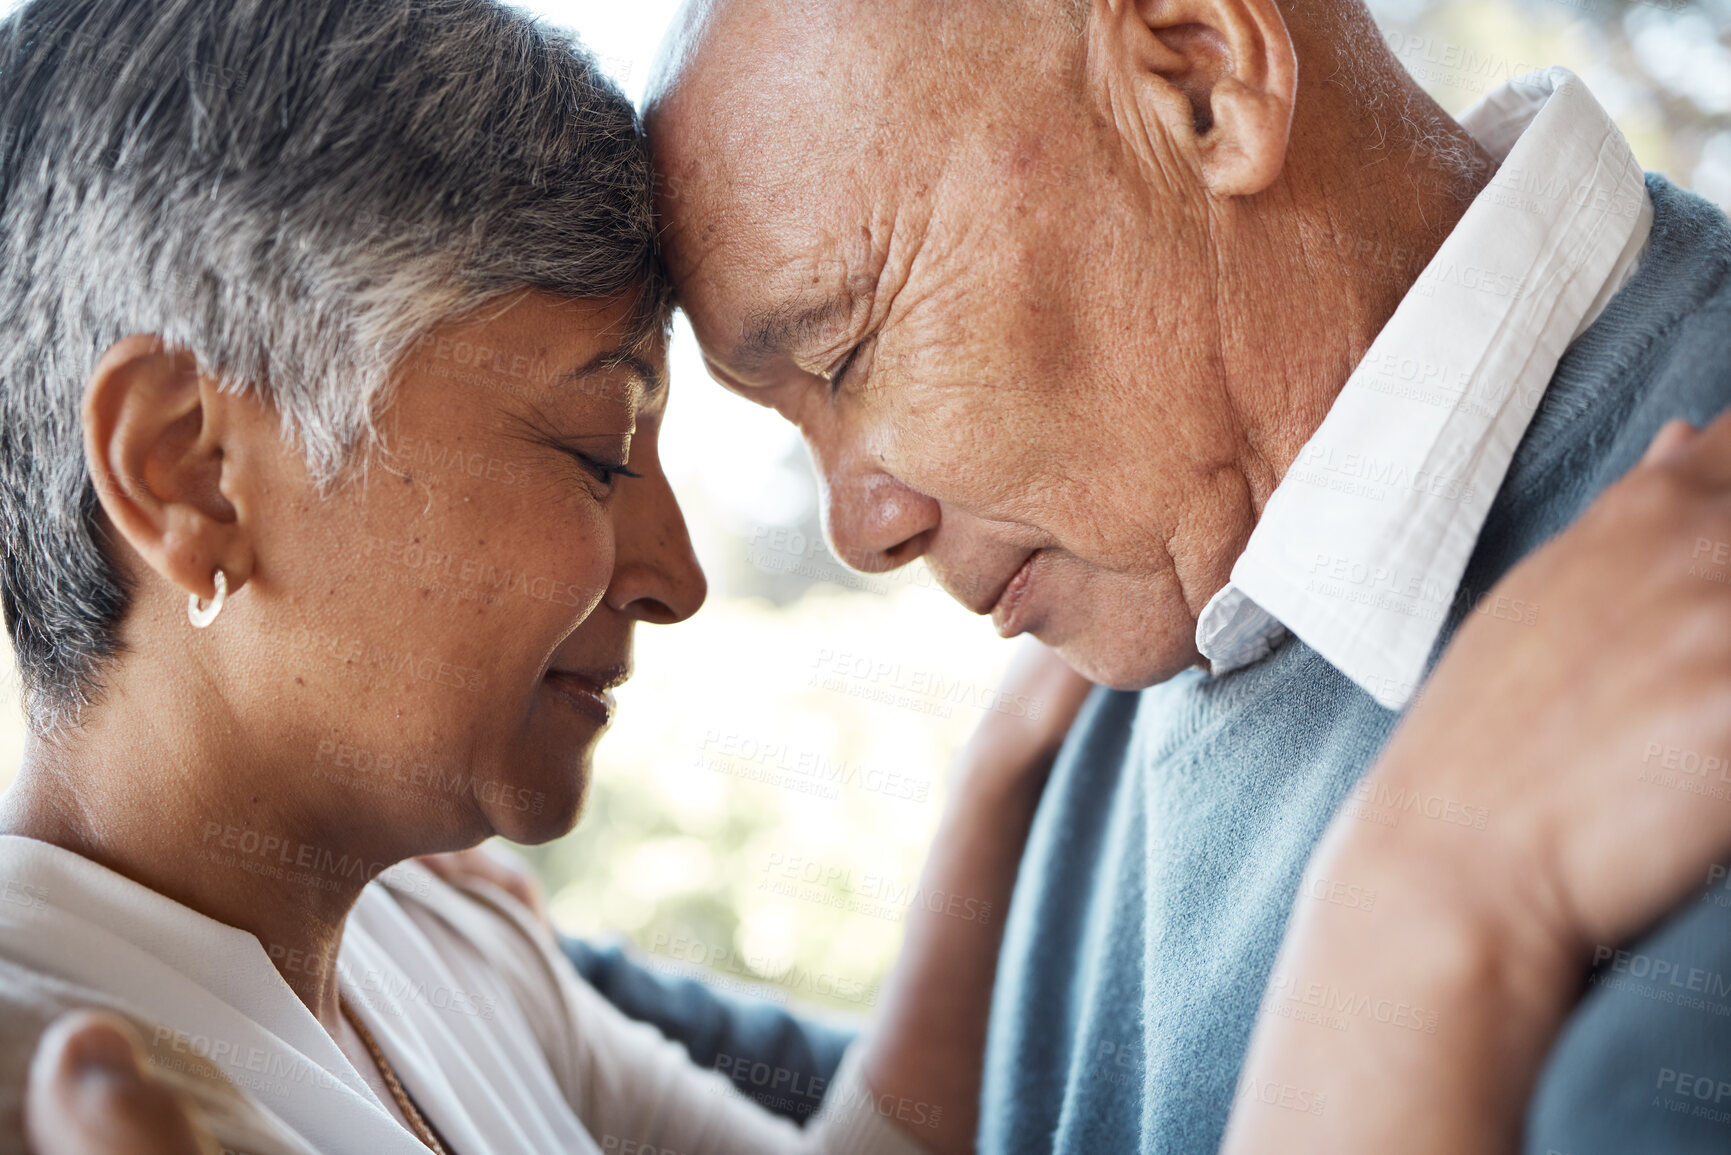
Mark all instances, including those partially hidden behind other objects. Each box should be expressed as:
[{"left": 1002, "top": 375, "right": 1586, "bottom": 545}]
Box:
[
  {"left": 1618, "top": 178, "right": 1731, "bottom": 441},
  {"left": 1652, "top": 174, "right": 1731, "bottom": 332},
  {"left": 1506, "top": 179, "right": 1731, "bottom": 503},
  {"left": 1528, "top": 882, "right": 1731, "bottom": 1153},
  {"left": 1637, "top": 175, "right": 1731, "bottom": 360}
]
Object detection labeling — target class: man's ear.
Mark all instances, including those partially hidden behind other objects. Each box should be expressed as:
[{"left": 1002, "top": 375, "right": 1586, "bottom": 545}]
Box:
[
  {"left": 81, "top": 336, "right": 255, "bottom": 605},
  {"left": 1092, "top": 0, "right": 1298, "bottom": 197}
]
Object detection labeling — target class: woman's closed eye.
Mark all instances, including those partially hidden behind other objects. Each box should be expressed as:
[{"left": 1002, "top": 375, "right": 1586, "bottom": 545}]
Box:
[
  {"left": 559, "top": 445, "right": 640, "bottom": 489},
  {"left": 508, "top": 409, "right": 640, "bottom": 495}
]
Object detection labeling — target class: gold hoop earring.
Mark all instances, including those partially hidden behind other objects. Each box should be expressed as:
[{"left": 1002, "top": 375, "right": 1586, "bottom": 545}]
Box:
[{"left": 188, "top": 569, "right": 228, "bottom": 629}]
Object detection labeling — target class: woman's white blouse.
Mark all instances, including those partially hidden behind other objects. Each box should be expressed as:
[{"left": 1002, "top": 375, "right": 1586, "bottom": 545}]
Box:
[{"left": 0, "top": 835, "right": 929, "bottom": 1155}]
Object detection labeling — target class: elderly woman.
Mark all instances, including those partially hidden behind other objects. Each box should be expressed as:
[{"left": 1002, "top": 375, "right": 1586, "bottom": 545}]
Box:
[{"left": 0, "top": 0, "right": 1097, "bottom": 1152}]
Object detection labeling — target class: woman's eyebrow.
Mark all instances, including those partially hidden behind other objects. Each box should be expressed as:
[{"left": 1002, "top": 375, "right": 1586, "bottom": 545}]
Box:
[{"left": 561, "top": 347, "right": 665, "bottom": 396}]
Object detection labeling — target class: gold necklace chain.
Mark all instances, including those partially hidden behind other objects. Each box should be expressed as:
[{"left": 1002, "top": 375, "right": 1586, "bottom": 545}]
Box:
[{"left": 339, "top": 995, "right": 452, "bottom": 1155}]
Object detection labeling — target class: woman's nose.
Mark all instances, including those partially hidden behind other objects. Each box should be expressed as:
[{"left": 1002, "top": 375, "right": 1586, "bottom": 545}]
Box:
[{"left": 604, "top": 458, "right": 707, "bottom": 625}]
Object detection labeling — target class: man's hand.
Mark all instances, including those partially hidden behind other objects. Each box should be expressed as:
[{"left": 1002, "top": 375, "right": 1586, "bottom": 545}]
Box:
[
  {"left": 1225, "top": 413, "right": 1731, "bottom": 1154},
  {"left": 25, "top": 1011, "right": 215, "bottom": 1155},
  {"left": 419, "top": 841, "right": 552, "bottom": 931}
]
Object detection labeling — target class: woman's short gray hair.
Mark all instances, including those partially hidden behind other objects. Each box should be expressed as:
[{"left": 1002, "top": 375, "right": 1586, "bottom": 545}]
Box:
[{"left": 0, "top": 0, "right": 666, "bottom": 732}]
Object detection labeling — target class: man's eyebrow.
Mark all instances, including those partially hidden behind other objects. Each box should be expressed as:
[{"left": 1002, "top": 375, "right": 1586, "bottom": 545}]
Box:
[
  {"left": 736, "top": 295, "right": 857, "bottom": 367},
  {"left": 561, "top": 347, "right": 666, "bottom": 396}
]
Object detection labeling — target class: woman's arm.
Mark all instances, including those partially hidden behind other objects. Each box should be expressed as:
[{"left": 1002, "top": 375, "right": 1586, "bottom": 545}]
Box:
[
  {"left": 861, "top": 642, "right": 1094, "bottom": 1155},
  {"left": 1223, "top": 416, "right": 1731, "bottom": 1153}
]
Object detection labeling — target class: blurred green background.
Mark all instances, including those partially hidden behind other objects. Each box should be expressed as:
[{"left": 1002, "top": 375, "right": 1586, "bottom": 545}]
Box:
[{"left": 0, "top": 0, "right": 1726, "bottom": 1026}]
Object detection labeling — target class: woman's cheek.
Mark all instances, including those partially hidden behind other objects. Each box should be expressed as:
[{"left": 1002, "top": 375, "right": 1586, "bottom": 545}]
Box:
[{"left": 528, "top": 500, "right": 615, "bottom": 618}]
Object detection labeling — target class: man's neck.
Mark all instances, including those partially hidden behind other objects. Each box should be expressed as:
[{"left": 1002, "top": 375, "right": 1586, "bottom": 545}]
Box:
[
  {"left": 1156, "top": 62, "right": 1498, "bottom": 629},
  {"left": 1219, "top": 68, "right": 1498, "bottom": 516}
]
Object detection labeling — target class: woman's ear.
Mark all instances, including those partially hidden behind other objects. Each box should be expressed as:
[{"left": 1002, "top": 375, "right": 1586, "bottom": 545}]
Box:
[
  {"left": 1090, "top": 0, "right": 1298, "bottom": 198},
  {"left": 81, "top": 336, "right": 256, "bottom": 605}
]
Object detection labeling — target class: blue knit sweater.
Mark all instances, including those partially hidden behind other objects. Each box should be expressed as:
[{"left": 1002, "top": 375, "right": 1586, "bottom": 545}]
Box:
[{"left": 979, "top": 175, "right": 1731, "bottom": 1154}]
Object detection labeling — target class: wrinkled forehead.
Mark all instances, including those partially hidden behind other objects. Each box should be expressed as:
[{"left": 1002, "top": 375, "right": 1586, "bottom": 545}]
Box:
[
  {"left": 656, "top": 156, "right": 880, "bottom": 361},
  {"left": 645, "top": 0, "right": 959, "bottom": 357},
  {"left": 651, "top": 127, "right": 887, "bottom": 368}
]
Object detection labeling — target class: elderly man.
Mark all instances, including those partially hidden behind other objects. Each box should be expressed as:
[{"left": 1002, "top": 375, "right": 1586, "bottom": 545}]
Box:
[{"left": 648, "top": 0, "right": 1731, "bottom": 1150}]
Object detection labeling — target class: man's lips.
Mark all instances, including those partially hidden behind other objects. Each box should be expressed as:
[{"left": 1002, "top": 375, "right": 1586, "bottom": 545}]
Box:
[
  {"left": 990, "top": 552, "right": 1040, "bottom": 639},
  {"left": 544, "top": 665, "right": 628, "bottom": 726}
]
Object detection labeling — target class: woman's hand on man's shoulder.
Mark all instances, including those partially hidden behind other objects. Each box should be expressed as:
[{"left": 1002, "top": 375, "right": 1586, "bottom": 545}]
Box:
[
  {"left": 1225, "top": 413, "right": 1731, "bottom": 1153},
  {"left": 1350, "top": 413, "right": 1731, "bottom": 972}
]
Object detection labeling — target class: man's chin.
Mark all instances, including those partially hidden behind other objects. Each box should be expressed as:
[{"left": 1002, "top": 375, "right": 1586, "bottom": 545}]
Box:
[{"left": 1050, "top": 625, "right": 1203, "bottom": 693}]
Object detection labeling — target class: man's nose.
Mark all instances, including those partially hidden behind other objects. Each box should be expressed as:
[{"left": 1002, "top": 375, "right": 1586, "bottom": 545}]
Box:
[
  {"left": 604, "top": 457, "right": 707, "bottom": 625},
  {"left": 808, "top": 433, "right": 940, "bottom": 574}
]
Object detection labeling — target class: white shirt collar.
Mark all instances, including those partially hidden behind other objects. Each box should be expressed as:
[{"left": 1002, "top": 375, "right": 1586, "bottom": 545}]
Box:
[
  {"left": 1194, "top": 67, "right": 1652, "bottom": 709},
  {"left": 0, "top": 833, "right": 588, "bottom": 1154}
]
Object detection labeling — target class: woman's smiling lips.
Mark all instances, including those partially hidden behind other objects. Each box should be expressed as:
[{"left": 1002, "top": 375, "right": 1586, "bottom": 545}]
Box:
[{"left": 544, "top": 664, "right": 629, "bottom": 726}]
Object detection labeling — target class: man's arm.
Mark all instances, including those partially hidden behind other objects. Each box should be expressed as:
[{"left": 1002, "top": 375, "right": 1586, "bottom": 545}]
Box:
[
  {"left": 423, "top": 845, "right": 856, "bottom": 1125},
  {"left": 562, "top": 936, "right": 856, "bottom": 1125}
]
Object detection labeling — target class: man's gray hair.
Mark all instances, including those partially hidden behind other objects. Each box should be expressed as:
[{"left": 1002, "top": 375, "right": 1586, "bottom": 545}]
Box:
[{"left": 0, "top": 0, "right": 664, "bottom": 732}]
